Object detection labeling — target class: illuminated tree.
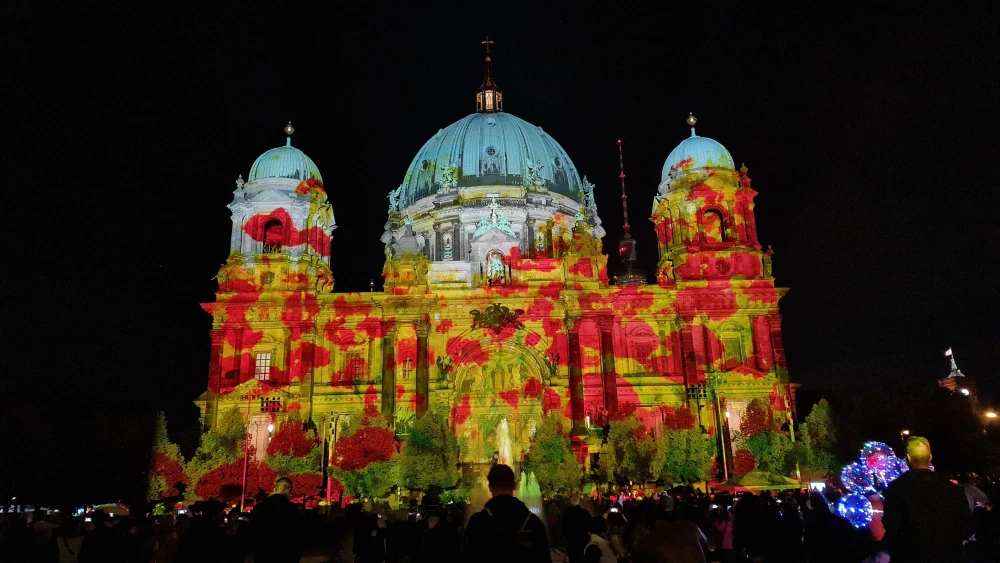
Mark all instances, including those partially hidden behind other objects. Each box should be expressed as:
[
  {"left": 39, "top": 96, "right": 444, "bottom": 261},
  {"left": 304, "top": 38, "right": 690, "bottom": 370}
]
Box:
[
  {"left": 524, "top": 413, "right": 582, "bottom": 496},
  {"left": 259, "top": 415, "right": 324, "bottom": 499},
  {"left": 147, "top": 412, "right": 188, "bottom": 501},
  {"left": 264, "top": 415, "right": 322, "bottom": 475},
  {"left": 657, "top": 428, "right": 715, "bottom": 486},
  {"left": 194, "top": 458, "right": 276, "bottom": 504},
  {"left": 399, "top": 410, "right": 459, "bottom": 491},
  {"left": 187, "top": 408, "right": 247, "bottom": 498},
  {"left": 734, "top": 449, "right": 756, "bottom": 474},
  {"left": 599, "top": 413, "right": 658, "bottom": 485},
  {"left": 801, "top": 398, "right": 839, "bottom": 475},
  {"left": 331, "top": 404, "right": 399, "bottom": 500},
  {"left": 733, "top": 397, "right": 794, "bottom": 475}
]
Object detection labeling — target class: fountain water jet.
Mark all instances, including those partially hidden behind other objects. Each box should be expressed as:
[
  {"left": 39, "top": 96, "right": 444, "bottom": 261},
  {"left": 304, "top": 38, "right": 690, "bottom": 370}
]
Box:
[{"left": 496, "top": 418, "right": 512, "bottom": 466}]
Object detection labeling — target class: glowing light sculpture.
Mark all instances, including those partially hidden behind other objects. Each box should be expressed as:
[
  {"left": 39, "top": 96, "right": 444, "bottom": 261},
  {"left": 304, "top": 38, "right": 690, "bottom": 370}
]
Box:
[{"left": 837, "top": 493, "right": 874, "bottom": 529}]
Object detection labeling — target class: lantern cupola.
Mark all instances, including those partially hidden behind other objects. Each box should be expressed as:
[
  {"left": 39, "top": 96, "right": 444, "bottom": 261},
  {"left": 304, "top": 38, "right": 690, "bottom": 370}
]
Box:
[{"left": 476, "top": 37, "right": 503, "bottom": 113}]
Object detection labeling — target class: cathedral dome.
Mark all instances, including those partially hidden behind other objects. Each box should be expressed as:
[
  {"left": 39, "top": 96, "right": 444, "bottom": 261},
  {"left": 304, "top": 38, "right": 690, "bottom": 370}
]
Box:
[
  {"left": 399, "top": 112, "right": 583, "bottom": 208},
  {"left": 248, "top": 139, "right": 322, "bottom": 183},
  {"left": 661, "top": 130, "right": 734, "bottom": 182}
]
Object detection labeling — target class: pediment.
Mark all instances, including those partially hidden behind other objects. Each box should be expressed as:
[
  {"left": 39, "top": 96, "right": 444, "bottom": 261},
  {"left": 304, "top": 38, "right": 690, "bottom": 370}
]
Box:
[{"left": 249, "top": 188, "right": 294, "bottom": 204}]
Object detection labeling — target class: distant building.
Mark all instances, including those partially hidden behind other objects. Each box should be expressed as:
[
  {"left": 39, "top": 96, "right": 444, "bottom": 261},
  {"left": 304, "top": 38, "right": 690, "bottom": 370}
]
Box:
[
  {"left": 938, "top": 348, "right": 977, "bottom": 402},
  {"left": 196, "top": 47, "right": 796, "bottom": 479}
]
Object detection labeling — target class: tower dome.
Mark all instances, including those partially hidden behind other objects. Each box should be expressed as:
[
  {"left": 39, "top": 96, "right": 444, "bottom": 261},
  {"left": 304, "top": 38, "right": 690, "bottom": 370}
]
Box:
[
  {"left": 399, "top": 112, "right": 583, "bottom": 208},
  {"left": 661, "top": 121, "right": 734, "bottom": 182},
  {"left": 248, "top": 124, "right": 323, "bottom": 183}
]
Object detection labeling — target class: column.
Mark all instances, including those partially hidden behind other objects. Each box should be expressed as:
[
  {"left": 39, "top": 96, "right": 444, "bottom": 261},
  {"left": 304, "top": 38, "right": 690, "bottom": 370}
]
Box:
[
  {"left": 300, "top": 330, "right": 316, "bottom": 420},
  {"left": 767, "top": 314, "right": 787, "bottom": 369},
  {"left": 416, "top": 321, "right": 429, "bottom": 416},
  {"left": 599, "top": 317, "right": 619, "bottom": 416},
  {"left": 567, "top": 318, "right": 586, "bottom": 432},
  {"left": 208, "top": 329, "right": 225, "bottom": 393},
  {"left": 751, "top": 316, "right": 771, "bottom": 370},
  {"left": 381, "top": 322, "right": 396, "bottom": 422}
]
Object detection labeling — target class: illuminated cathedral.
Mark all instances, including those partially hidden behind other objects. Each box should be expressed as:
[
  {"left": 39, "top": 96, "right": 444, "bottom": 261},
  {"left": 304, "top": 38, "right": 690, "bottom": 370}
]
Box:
[{"left": 196, "top": 46, "right": 796, "bottom": 478}]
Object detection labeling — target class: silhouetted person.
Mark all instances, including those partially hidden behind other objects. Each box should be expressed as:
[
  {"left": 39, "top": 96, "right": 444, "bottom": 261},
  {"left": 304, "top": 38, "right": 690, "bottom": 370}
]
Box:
[
  {"left": 882, "top": 436, "right": 974, "bottom": 563},
  {"left": 802, "top": 491, "right": 861, "bottom": 563},
  {"left": 562, "top": 492, "right": 591, "bottom": 562},
  {"left": 631, "top": 505, "right": 709, "bottom": 563},
  {"left": 251, "top": 476, "right": 303, "bottom": 563},
  {"left": 465, "top": 464, "right": 550, "bottom": 563},
  {"left": 78, "top": 510, "right": 121, "bottom": 563},
  {"left": 421, "top": 513, "right": 459, "bottom": 563},
  {"left": 175, "top": 500, "right": 229, "bottom": 563},
  {"left": 353, "top": 513, "right": 387, "bottom": 563}
]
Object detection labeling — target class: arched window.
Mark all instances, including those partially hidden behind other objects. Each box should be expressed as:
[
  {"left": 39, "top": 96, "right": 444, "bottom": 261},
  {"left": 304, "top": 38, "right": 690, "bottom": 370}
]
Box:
[
  {"left": 443, "top": 234, "right": 453, "bottom": 260},
  {"left": 263, "top": 219, "right": 284, "bottom": 253},
  {"left": 703, "top": 210, "right": 725, "bottom": 243}
]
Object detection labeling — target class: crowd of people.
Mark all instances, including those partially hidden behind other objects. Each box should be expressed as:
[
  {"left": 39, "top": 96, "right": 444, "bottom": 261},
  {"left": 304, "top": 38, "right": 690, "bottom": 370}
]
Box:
[
  {"left": 1, "top": 438, "right": 997, "bottom": 563},
  {"left": 0, "top": 476, "right": 304, "bottom": 562}
]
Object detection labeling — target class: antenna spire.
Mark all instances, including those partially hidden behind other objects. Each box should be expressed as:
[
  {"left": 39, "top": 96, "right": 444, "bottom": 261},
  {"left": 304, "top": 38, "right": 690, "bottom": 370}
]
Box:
[
  {"left": 618, "top": 139, "right": 630, "bottom": 238},
  {"left": 615, "top": 139, "right": 645, "bottom": 286}
]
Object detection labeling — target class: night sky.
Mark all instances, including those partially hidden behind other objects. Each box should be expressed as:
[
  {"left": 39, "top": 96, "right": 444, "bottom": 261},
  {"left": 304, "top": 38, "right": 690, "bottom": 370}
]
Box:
[{"left": 3, "top": 2, "right": 997, "bottom": 502}]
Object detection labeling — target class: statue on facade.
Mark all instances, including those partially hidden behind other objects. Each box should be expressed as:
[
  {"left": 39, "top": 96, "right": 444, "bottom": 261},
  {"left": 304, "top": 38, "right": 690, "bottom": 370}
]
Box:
[
  {"left": 488, "top": 253, "right": 505, "bottom": 283},
  {"left": 523, "top": 159, "right": 545, "bottom": 188},
  {"left": 387, "top": 184, "right": 402, "bottom": 212},
  {"left": 763, "top": 245, "right": 774, "bottom": 277},
  {"left": 580, "top": 176, "right": 596, "bottom": 209},
  {"left": 439, "top": 165, "right": 461, "bottom": 189}
]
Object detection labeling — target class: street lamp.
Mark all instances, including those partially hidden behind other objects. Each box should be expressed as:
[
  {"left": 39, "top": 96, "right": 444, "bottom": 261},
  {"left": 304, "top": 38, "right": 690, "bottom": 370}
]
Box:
[{"left": 986, "top": 411, "right": 997, "bottom": 419}]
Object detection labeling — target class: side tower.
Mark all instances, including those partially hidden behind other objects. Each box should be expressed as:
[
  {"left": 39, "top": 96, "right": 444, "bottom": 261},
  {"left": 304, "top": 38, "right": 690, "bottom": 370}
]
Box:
[
  {"left": 198, "top": 124, "right": 337, "bottom": 439},
  {"left": 650, "top": 115, "right": 795, "bottom": 474}
]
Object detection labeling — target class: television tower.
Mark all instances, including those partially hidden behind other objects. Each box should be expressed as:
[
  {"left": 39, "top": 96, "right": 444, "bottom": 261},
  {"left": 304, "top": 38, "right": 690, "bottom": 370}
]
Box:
[{"left": 616, "top": 139, "right": 645, "bottom": 285}]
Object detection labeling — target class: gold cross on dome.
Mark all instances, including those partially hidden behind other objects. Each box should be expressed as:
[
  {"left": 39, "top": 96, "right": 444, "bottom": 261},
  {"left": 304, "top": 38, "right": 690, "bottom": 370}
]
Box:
[{"left": 482, "top": 36, "right": 494, "bottom": 56}]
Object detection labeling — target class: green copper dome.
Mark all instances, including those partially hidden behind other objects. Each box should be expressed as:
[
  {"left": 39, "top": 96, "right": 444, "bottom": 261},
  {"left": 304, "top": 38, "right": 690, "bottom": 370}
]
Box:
[
  {"left": 248, "top": 138, "right": 323, "bottom": 183},
  {"left": 399, "top": 112, "right": 583, "bottom": 208}
]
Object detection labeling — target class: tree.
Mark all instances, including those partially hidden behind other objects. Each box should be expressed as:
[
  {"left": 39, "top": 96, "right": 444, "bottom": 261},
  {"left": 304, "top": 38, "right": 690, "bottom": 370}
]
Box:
[
  {"left": 186, "top": 408, "right": 247, "bottom": 499},
  {"left": 399, "top": 410, "right": 460, "bottom": 491},
  {"left": 331, "top": 404, "right": 399, "bottom": 500},
  {"left": 732, "top": 398, "right": 794, "bottom": 475},
  {"left": 599, "top": 413, "right": 658, "bottom": 485},
  {"left": 264, "top": 416, "right": 323, "bottom": 475},
  {"left": 658, "top": 428, "right": 715, "bottom": 486},
  {"left": 524, "top": 413, "right": 582, "bottom": 496},
  {"left": 147, "top": 412, "right": 188, "bottom": 501},
  {"left": 801, "top": 398, "right": 839, "bottom": 475},
  {"left": 194, "top": 458, "right": 276, "bottom": 504},
  {"left": 262, "top": 415, "right": 324, "bottom": 499},
  {"left": 742, "top": 430, "right": 793, "bottom": 474}
]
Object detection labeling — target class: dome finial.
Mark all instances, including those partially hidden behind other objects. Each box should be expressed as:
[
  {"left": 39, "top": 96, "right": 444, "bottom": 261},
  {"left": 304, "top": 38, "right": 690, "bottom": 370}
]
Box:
[
  {"left": 284, "top": 121, "right": 295, "bottom": 146},
  {"left": 477, "top": 37, "right": 502, "bottom": 113},
  {"left": 686, "top": 113, "right": 697, "bottom": 137}
]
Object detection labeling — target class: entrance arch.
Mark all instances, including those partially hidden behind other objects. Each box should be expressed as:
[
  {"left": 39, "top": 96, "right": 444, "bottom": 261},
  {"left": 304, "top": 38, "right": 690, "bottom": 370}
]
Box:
[{"left": 447, "top": 330, "right": 548, "bottom": 464}]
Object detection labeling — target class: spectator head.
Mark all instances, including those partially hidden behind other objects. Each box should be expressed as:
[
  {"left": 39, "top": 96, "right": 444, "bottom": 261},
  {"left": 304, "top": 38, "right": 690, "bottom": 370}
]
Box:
[
  {"left": 274, "top": 476, "right": 293, "bottom": 495},
  {"left": 569, "top": 493, "right": 581, "bottom": 506},
  {"left": 91, "top": 510, "right": 109, "bottom": 526},
  {"left": 807, "top": 491, "right": 830, "bottom": 514},
  {"left": 588, "top": 515, "right": 607, "bottom": 535},
  {"left": 487, "top": 464, "right": 516, "bottom": 497},
  {"left": 659, "top": 494, "right": 675, "bottom": 512},
  {"left": 905, "top": 436, "right": 932, "bottom": 469}
]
